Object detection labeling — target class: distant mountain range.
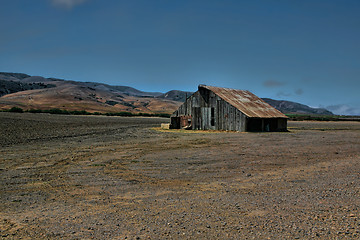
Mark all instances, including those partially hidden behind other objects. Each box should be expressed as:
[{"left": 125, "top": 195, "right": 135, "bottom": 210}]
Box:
[
  {"left": 262, "top": 98, "right": 332, "bottom": 115},
  {"left": 0, "top": 72, "right": 333, "bottom": 115}
]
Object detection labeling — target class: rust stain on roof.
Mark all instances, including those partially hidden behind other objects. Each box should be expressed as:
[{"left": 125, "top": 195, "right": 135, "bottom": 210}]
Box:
[{"left": 200, "top": 85, "right": 288, "bottom": 118}]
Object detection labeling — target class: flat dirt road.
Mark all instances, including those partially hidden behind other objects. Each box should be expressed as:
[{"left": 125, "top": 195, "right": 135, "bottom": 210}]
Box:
[{"left": 1, "top": 112, "right": 360, "bottom": 239}]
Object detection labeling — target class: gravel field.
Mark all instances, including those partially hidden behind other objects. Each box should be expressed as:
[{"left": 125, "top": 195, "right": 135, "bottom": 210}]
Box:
[{"left": 1, "top": 112, "right": 360, "bottom": 239}]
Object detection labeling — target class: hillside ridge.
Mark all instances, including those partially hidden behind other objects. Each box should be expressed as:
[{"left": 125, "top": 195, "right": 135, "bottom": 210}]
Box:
[{"left": 0, "top": 72, "right": 332, "bottom": 115}]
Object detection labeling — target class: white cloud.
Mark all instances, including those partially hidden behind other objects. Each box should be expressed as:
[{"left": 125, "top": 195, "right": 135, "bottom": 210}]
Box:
[
  {"left": 326, "top": 104, "right": 360, "bottom": 116},
  {"left": 51, "top": 0, "right": 88, "bottom": 9}
]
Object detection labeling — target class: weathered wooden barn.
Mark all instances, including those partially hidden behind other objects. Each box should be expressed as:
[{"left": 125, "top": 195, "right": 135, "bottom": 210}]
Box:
[{"left": 170, "top": 85, "right": 288, "bottom": 132}]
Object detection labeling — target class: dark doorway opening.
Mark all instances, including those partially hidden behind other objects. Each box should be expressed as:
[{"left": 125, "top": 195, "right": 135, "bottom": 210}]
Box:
[
  {"left": 247, "top": 118, "right": 279, "bottom": 132},
  {"left": 211, "top": 108, "right": 215, "bottom": 126},
  {"left": 247, "top": 118, "right": 262, "bottom": 132}
]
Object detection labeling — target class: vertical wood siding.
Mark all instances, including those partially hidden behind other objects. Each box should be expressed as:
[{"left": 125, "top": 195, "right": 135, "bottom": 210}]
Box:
[{"left": 173, "top": 88, "right": 247, "bottom": 131}]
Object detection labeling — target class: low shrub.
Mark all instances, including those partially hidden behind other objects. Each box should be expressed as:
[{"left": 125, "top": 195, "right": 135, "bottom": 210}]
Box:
[
  {"left": 156, "top": 113, "right": 171, "bottom": 118},
  {"left": 8, "top": 107, "right": 24, "bottom": 113},
  {"left": 46, "top": 108, "right": 68, "bottom": 114},
  {"left": 106, "top": 111, "right": 134, "bottom": 116},
  {"left": 28, "top": 109, "right": 43, "bottom": 113},
  {"left": 69, "top": 110, "right": 90, "bottom": 115}
]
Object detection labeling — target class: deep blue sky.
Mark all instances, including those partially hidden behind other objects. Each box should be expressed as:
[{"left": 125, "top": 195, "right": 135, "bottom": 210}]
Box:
[{"left": 1, "top": 0, "right": 359, "bottom": 114}]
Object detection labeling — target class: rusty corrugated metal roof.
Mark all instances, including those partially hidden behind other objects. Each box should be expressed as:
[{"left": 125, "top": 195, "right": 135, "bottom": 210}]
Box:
[{"left": 200, "top": 85, "right": 288, "bottom": 118}]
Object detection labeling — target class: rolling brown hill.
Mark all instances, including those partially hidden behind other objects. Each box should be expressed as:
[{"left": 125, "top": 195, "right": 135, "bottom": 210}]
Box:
[
  {"left": 0, "top": 72, "right": 333, "bottom": 115},
  {"left": 0, "top": 72, "right": 181, "bottom": 114}
]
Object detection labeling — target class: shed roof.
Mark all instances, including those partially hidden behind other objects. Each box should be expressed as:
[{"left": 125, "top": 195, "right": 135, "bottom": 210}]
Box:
[{"left": 199, "top": 85, "right": 288, "bottom": 118}]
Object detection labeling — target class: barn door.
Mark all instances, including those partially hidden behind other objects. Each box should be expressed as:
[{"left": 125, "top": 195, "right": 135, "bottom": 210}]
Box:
[
  {"left": 192, "top": 107, "right": 200, "bottom": 130},
  {"left": 201, "top": 107, "right": 211, "bottom": 130},
  {"left": 192, "top": 107, "right": 211, "bottom": 130}
]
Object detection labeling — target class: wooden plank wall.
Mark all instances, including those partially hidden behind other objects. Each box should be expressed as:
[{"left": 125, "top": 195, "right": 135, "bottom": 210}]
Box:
[
  {"left": 173, "top": 88, "right": 247, "bottom": 131},
  {"left": 277, "top": 118, "right": 288, "bottom": 131},
  {"left": 215, "top": 97, "right": 247, "bottom": 131},
  {"left": 173, "top": 91, "right": 200, "bottom": 117}
]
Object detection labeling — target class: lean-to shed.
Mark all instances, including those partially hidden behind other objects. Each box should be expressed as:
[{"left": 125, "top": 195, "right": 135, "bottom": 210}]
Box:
[{"left": 170, "top": 85, "right": 288, "bottom": 132}]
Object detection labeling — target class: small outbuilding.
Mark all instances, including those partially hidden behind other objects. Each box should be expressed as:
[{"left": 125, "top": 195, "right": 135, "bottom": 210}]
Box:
[{"left": 170, "top": 85, "right": 288, "bottom": 132}]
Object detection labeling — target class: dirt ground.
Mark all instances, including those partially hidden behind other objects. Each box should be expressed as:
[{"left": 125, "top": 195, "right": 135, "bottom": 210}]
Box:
[{"left": 1, "top": 112, "right": 360, "bottom": 239}]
